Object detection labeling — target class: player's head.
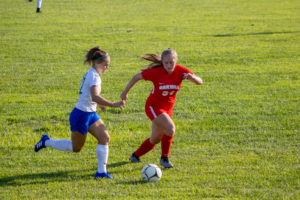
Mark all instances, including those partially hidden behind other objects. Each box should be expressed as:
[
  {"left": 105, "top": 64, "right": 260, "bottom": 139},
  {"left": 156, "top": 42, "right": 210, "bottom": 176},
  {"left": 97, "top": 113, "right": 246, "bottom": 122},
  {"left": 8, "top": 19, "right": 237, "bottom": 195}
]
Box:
[
  {"left": 161, "top": 48, "right": 178, "bottom": 74},
  {"left": 84, "top": 46, "right": 110, "bottom": 74},
  {"left": 142, "top": 48, "right": 177, "bottom": 73}
]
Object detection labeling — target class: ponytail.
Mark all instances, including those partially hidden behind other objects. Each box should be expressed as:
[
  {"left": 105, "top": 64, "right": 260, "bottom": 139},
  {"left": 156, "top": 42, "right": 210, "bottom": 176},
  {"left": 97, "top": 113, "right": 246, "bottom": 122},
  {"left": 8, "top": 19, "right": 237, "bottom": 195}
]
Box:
[
  {"left": 142, "top": 48, "right": 177, "bottom": 70},
  {"left": 141, "top": 53, "right": 162, "bottom": 70},
  {"left": 84, "top": 46, "right": 108, "bottom": 65}
]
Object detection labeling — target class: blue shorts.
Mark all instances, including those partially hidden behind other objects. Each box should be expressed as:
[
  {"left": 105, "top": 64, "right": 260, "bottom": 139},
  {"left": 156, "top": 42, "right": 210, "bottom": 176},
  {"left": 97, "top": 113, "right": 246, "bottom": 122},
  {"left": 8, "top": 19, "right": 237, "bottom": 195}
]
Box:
[{"left": 69, "top": 108, "right": 100, "bottom": 134}]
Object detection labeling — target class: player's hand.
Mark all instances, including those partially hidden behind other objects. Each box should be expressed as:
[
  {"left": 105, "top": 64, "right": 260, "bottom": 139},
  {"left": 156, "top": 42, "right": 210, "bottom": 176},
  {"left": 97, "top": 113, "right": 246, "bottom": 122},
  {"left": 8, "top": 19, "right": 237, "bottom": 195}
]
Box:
[
  {"left": 113, "top": 100, "right": 126, "bottom": 109},
  {"left": 120, "top": 91, "right": 128, "bottom": 101},
  {"left": 184, "top": 73, "right": 203, "bottom": 85},
  {"left": 99, "top": 105, "right": 106, "bottom": 112}
]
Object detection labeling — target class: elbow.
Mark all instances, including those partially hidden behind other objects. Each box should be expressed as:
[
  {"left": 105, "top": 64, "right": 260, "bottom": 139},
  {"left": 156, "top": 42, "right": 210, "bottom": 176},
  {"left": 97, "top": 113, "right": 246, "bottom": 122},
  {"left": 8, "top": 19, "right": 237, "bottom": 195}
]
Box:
[
  {"left": 91, "top": 95, "right": 98, "bottom": 102},
  {"left": 133, "top": 73, "right": 143, "bottom": 81}
]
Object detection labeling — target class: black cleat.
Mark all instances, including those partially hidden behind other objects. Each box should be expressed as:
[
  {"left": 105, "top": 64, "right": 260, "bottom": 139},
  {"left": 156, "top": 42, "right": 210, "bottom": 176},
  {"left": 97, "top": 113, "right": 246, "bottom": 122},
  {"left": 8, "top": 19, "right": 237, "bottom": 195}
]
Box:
[
  {"left": 160, "top": 157, "right": 174, "bottom": 168},
  {"left": 129, "top": 153, "right": 141, "bottom": 163}
]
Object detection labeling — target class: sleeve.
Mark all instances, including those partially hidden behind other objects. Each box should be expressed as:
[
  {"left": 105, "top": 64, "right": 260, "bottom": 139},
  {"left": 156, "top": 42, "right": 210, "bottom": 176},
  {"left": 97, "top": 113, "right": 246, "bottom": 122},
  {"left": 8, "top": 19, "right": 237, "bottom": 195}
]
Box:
[
  {"left": 182, "top": 66, "right": 193, "bottom": 74},
  {"left": 141, "top": 68, "right": 156, "bottom": 81},
  {"left": 89, "top": 73, "right": 101, "bottom": 87}
]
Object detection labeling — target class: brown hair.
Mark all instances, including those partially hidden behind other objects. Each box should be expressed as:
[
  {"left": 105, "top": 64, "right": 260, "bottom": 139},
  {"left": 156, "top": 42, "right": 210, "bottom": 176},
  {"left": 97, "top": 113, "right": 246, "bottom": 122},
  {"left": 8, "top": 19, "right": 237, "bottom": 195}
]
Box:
[
  {"left": 142, "top": 48, "right": 177, "bottom": 70},
  {"left": 84, "top": 46, "right": 108, "bottom": 65}
]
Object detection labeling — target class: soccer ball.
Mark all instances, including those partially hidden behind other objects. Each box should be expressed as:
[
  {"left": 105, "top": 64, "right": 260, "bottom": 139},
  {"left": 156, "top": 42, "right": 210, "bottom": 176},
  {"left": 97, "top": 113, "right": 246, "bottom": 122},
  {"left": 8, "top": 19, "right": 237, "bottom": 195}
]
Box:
[{"left": 141, "top": 164, "right": 162, "bottom": 182}]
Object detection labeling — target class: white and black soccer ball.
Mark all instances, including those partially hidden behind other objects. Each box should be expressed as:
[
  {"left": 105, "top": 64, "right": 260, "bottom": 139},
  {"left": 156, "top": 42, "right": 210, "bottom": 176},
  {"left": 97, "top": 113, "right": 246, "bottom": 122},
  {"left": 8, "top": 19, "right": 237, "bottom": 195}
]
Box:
[{"left": 141, "top": 164, "right": 162, "bottom": 182}]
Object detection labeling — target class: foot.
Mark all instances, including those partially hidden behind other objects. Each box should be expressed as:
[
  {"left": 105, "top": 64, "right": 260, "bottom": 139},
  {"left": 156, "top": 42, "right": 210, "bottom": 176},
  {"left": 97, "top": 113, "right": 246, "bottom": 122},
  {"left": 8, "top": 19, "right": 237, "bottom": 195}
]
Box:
[
  {"left": 129, "top": 153, "right": 141, "bottom": 163},
  {"left": 94, "top": 172, "right": 113, "bottom": 179},
  {"left": 160, "top": 157, "right": 173, "bottom": 168},
  {"left": 36, "top": 8, "right": 41, "bottom": 13},
  {"left": 34, "top": 134, "right": 50, "bottom": 152}
]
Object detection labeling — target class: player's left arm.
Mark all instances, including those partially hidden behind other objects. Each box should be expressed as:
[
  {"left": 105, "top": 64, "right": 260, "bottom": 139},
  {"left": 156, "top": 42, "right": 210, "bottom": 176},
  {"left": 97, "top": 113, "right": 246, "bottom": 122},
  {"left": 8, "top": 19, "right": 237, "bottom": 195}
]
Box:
[
  {"left": 184, "top": 73, "right": 203, "bottom": 85},
  {"left": 90, "top": 86, "right": 125, "bottom": 108}
]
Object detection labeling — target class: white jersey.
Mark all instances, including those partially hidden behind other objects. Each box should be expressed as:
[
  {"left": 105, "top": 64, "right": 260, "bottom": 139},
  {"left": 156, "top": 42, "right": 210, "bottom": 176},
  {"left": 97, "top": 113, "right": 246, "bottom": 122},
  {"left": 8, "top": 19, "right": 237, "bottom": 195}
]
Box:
[{"left": 75, "top": 67, "right": 101, "bottom": 112}]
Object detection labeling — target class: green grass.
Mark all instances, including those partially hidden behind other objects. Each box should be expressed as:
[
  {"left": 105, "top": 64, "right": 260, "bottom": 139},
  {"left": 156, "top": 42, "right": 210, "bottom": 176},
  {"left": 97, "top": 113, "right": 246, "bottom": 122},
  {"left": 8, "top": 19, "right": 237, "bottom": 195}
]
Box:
[{"left": 1, "top": 0, "right": 299, "bottom": 199}]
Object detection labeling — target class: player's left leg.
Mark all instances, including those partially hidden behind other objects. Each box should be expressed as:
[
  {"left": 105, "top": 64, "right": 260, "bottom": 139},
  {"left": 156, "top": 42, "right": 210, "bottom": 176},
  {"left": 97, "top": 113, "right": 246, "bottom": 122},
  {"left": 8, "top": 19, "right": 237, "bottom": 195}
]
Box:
[
  {"left": 152, "top": 113, "right": 175, "bottom": 168},
  {"left": 34, "top": 133, "right": 79, "bottom": 152},
  {"left": 160, "top": 110, "right": 174, "bottom": 159},
  {"left": 88, "top": 119, "right": 113, "bottom": 179}
]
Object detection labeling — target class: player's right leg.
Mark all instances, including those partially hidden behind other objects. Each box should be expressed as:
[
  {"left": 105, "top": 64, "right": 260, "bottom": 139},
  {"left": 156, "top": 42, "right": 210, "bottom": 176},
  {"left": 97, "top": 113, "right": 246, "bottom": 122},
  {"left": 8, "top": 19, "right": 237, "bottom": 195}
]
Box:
[{"left": 88, "top": 119, "right": 113, "bottom": 179}]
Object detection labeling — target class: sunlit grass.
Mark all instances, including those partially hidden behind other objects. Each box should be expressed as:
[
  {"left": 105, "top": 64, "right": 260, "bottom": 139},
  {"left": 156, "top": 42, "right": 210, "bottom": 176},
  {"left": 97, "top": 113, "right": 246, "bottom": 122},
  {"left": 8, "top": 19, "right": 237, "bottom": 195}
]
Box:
[{"left": 0, "top": 0, "right": 299, "bottom": 199}]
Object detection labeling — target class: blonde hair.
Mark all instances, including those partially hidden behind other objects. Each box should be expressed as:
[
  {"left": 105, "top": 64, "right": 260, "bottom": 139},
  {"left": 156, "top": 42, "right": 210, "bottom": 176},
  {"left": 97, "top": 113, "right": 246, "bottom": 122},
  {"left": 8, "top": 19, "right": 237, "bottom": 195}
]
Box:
[
  {"left": 84, "top": 46, "right": 108, "bottom": 65},
  {"left": 142, "top": 48, "right": 177, "bottom": 70}
]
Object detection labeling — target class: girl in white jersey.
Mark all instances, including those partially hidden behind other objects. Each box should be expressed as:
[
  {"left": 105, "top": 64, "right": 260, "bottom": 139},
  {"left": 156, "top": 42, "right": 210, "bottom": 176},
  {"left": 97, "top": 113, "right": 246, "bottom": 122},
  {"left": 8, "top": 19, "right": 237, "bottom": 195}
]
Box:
[{"left": 34, "top": 46, "right": 125, "bottom": 179}]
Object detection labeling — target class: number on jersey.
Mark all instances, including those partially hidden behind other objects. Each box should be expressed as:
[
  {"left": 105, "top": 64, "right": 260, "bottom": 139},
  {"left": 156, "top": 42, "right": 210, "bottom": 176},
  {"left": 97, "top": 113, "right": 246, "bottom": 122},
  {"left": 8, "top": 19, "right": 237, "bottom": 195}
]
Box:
[{"left": 162, "top": 90, "right": 175, "bottom": 96}]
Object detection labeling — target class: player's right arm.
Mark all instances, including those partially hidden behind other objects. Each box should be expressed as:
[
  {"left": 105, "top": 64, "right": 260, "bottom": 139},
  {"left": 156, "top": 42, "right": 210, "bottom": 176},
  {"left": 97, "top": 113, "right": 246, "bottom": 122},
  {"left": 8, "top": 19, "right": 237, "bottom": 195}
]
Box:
[{"left": 120, "top": 73, "right": 143, "bottom": 100}]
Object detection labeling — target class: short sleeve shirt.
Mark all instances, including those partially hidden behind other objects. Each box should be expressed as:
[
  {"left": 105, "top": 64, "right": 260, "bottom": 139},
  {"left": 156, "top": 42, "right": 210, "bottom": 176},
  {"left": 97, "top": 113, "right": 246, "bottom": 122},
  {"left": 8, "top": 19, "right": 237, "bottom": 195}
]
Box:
[
  {"left": 141, "top": 65, "right": 193, "bottom": 109},
  {"left": 75, "top": 67, "right": 101, "bottom": 112}
]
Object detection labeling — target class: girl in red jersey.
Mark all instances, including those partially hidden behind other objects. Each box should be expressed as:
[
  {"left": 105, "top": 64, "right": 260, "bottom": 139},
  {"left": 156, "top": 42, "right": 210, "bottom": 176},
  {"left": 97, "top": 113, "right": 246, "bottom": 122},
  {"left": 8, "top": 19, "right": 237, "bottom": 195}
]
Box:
[{"left": 120, "top": 48, "right": 203, "bottom": 168}]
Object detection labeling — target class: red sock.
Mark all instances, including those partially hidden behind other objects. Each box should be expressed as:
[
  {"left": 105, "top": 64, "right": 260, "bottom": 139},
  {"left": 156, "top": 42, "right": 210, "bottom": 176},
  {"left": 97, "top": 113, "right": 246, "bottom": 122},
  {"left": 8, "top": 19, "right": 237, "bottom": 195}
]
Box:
[
  {"left": 134, "top": 138, "right": 156, "bottom": 157},
  {"left": 161, "top": 134, "right": 173, "bottom": 157}
]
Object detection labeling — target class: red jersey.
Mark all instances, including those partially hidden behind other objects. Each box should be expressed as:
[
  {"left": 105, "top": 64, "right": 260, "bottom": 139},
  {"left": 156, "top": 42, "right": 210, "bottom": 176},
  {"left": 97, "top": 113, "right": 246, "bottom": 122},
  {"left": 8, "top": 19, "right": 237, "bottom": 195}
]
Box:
[{"left": 141, "top": 65, "right": 193, "bottom": 109}]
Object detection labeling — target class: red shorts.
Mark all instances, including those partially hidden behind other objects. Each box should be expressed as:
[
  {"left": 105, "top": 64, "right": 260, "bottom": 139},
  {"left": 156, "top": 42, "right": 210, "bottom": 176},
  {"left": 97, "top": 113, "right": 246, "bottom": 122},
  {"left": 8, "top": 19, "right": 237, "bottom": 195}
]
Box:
[{"left": 145, "top": 101, "right": 173, "bottom": 121}]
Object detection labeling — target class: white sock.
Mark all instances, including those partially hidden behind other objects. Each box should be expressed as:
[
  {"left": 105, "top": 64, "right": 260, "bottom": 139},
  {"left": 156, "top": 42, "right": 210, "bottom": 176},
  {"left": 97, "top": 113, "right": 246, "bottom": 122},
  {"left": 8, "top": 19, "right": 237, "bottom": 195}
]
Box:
[
  {"left": 37, "top": 0, "right": 42, "bottom": 8},
  {"left": 45, "top": 139, "right": 73, "bottom": 152},
  {"left": 96, "top": 144, "right": 109, "bottom": 173}
]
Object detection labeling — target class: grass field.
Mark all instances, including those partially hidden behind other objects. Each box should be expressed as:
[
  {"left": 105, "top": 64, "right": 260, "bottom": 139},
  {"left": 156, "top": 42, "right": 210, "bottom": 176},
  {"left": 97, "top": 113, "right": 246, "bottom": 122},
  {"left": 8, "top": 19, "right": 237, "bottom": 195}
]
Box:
[{"left": 1, "top": 0, "right": 299, "bottom": 199}]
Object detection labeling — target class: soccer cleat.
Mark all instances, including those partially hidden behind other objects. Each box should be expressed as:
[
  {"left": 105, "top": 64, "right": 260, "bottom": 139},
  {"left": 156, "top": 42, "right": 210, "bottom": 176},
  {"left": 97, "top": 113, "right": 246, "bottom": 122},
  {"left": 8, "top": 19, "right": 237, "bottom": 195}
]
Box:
[
  {"left": 36, "top": 8, "right": 41, "bottom": 13},
  {"left": 94, "top": 172, "right": 113, "bottom": 179},
  {"left": 160, "top": 157, "right": 174, "bottom": 168},
  {"left": 129, "top": 153, "right": 141, "bottom": 163},
  {"left": 34, "top": 134, "right": 50, "bottom": 152}
]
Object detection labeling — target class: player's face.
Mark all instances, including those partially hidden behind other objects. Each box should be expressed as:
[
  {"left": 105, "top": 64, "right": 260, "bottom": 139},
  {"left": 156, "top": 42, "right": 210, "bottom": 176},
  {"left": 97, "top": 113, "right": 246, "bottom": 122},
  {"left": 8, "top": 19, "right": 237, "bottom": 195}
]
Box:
[
  {"left": 162, "top": 54, "right": 177, "bottom": 74},
  {"left": 95, "top": 56, "right": 110, "bottom": 74}
]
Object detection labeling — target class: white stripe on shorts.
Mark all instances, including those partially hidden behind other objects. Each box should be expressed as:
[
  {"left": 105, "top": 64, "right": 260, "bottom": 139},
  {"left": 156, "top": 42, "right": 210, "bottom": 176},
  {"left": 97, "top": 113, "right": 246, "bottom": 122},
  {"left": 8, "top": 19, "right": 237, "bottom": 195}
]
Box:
[{"left": 149, "top": 106, "right": 157, "bottom": 119}]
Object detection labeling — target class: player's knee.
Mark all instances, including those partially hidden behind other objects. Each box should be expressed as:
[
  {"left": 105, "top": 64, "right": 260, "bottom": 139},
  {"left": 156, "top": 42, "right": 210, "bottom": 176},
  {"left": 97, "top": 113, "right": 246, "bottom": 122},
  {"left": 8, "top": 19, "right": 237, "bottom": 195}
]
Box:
[
  {"left": 166, "top": 125, "right": 175, "bottom": 136},
  {"left": 73, "top": 146, "right": 83, "bottom": 153},
  {"left": 104, "top": 134, "right": 110, "bottom": 144},
  {"left": 150, "top": 137, "right": 160, "bottom": 144},
  {"left": 98, "top": 132, "right": 110, "bottom": 145}
]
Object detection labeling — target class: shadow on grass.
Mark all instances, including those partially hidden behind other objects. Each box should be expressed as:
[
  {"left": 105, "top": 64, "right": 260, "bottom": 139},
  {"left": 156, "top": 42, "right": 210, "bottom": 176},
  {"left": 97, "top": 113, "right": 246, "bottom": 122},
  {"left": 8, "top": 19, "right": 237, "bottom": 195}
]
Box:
[
  {"left": 0, "top": 161, "right": 129, "bottom": 187},
  {"left": 0, "top": 168, "right": 93, "bottom": 187},
  {"left": 207, "top": 31, "right": 300, "bottom": 37},
  {"left": 108, "top": 161, "right": 129, "bottom": 168},
  {"left": 117, "top": 180, "right": 146, "bottom": 185},
  {"left": 106, "top": 109, "right": 123, "bottom": 114}
]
